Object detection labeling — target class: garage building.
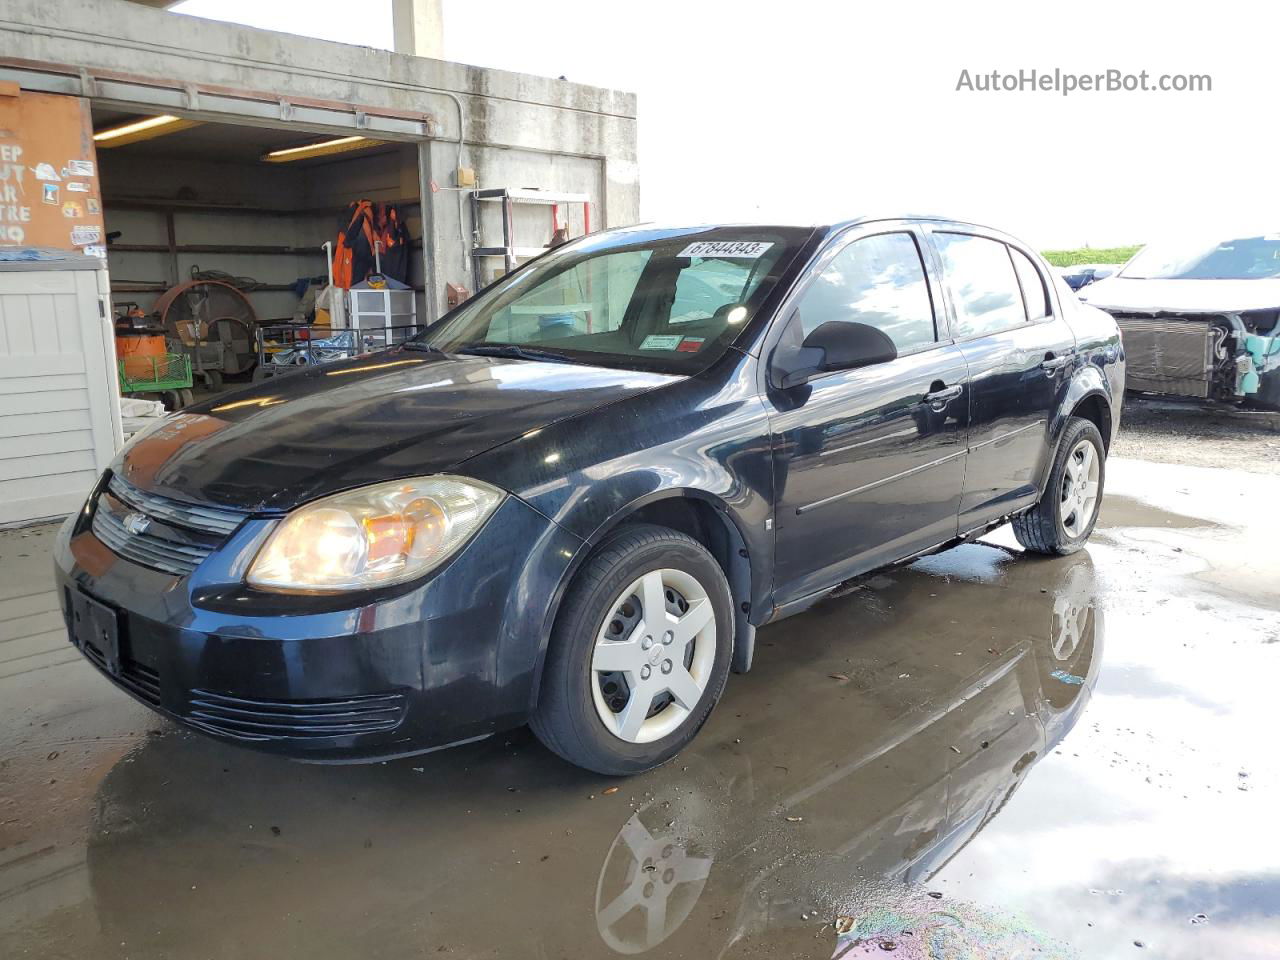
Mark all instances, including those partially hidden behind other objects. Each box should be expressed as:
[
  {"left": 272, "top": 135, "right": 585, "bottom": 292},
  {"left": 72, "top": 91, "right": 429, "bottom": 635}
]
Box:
[{"left": 0, "top": 0, "right": 639, "bottom": 525}]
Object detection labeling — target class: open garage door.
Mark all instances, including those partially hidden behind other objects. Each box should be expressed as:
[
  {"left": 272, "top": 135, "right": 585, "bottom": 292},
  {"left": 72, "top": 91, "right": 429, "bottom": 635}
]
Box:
[{"left": 93, "top": 109, "right": 427, "bottom": 401}]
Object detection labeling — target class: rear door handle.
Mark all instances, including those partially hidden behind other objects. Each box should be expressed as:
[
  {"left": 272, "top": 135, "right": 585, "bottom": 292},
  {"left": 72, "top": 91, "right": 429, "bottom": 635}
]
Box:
[
  {"left": 924, "top": 383, "right": 963, "bottom": 406},
  {"left": 1040, "top": 353, "right": 1072, "bottom": 373}
]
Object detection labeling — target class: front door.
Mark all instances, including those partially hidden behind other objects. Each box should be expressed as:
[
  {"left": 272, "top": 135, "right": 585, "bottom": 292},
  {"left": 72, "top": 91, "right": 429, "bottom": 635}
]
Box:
[
  {"left": 926, "top": 230, "right": 1078, "bottom": 531},
  {"left": 767, "top": 227, "right": 970, "bottom": 607}
]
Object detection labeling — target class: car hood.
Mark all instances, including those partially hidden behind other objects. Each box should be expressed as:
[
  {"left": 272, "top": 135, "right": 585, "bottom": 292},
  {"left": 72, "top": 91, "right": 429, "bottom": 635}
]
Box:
[
  {"left": 116, "top": 351, "right": 678, "bottom": 512},
  {"left": 1081, "top": 276, "right": 1280, "bottom": 314}
]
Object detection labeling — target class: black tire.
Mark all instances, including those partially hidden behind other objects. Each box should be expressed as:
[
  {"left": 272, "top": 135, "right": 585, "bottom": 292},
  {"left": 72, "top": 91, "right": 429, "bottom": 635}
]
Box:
[
  {"left": 204, "top": 370, "right": 224, "bottom": 391},
  {"left": 530, "top": 523, "right": 734, "bottom": 776},
  {"left": 1012, "top": 417, "right": 1106, "bottom": 555}
]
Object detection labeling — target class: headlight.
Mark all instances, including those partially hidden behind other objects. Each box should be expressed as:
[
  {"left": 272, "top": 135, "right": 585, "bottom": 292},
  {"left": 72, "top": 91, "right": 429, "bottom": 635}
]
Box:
[{"left": 246, "top": 476, "right": 504, "bottom": 593}]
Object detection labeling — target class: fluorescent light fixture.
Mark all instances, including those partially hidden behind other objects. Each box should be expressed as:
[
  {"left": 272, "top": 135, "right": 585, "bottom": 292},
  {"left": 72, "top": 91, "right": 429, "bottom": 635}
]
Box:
[
  {"left": 262, "top": 135, "right": 385, "bottom": 163},
  {"left": 93, "top": 114, "right": 199, "bottom": 146}
]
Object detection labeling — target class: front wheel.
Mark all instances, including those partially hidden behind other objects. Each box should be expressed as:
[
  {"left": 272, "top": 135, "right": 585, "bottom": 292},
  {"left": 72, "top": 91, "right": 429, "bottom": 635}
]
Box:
[
  {"left": 530, "top": 524, "right": 734, "bottom": 775},
  {"left": 1012, "top": 417, "right": 1106, "bottom": 555}
]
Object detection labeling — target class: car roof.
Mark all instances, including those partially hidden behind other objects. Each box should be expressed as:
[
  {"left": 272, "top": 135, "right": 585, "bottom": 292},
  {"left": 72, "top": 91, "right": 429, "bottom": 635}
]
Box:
[{"left": 613, "top": 215, "right": 1017, "bottom": 236}]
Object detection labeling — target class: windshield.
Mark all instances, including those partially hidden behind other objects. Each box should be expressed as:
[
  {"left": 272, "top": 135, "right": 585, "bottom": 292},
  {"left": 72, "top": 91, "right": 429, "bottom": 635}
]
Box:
[
  {"left": 1121, "top": 233, "right": 1280, "bottom": 280},
  {"left": 416, "top": 227, "right": 811, "bottom": 373}
]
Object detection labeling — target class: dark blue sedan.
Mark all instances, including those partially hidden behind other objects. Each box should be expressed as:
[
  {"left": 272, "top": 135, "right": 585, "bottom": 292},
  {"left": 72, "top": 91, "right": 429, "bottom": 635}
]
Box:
[{"left": 55, "top": 217, "right": 1124, "bottom": 774}]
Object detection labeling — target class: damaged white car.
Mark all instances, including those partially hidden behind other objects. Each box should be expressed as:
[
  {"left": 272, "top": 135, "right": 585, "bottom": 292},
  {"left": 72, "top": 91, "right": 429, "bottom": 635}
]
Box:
[{"left": 1082, "top": 231, "right": 1280, "bottom": 409}]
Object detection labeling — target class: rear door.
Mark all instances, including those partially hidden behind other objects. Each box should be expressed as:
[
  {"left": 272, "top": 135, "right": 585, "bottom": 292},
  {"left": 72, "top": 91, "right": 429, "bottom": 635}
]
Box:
[
  {"left": 925, "top": 229, "right": 1077, "bottom": 532},
  {"left": 767, "top": 225, "right": 970, "bottom": 606}
]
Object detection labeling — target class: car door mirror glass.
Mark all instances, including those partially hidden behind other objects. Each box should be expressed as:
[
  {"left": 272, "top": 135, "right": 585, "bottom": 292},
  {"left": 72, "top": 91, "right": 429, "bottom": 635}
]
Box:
[{"left": 773, "top": 320, "right": 898, "bottom": 388}]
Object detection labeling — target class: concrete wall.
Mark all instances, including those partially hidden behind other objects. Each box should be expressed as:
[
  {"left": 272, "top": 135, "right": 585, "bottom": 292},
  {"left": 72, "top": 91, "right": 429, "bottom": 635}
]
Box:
[
  {"left": 438, "top": 142, "right": 602, "bottom": 288},
  {"left": 0, "top": 0, "right": 639, "bottom": 318}
]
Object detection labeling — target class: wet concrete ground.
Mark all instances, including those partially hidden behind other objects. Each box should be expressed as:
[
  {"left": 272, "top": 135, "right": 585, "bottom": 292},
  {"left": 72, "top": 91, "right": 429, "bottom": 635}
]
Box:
[{"left": 2, "top": 454, "right": 1278, "bottom": 958}]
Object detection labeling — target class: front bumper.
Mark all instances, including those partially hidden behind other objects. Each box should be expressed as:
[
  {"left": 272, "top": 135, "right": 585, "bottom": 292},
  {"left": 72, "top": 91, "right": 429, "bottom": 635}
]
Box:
[{"left": 54, "top": 480, "right": 582, "bottom": 762}]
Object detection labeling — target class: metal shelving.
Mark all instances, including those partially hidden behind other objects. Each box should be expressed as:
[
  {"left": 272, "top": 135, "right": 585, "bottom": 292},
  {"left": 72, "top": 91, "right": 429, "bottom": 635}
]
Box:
[{"left": 469, "top": 187, "right": 591, "bottom": 289}]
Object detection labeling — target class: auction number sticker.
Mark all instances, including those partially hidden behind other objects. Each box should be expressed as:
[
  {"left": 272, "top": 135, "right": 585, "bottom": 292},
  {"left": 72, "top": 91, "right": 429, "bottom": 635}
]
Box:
[{"left": 678, "top": 241, "right": 774, "bottom": 259}]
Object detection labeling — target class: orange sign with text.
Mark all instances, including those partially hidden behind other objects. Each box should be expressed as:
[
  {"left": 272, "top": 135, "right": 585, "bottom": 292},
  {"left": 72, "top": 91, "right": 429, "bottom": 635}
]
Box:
[{"left": 0, "top": 86, "right": 106, "bottom": 257}]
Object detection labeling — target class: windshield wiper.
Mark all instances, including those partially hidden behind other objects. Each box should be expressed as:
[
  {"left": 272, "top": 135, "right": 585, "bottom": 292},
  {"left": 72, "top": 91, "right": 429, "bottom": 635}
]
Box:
[
  {"left": 401, "top": 341, "right": 449, "bottom": 354},
  {"left": 457, "top": 343, "right": 580, "bottom": 364}
]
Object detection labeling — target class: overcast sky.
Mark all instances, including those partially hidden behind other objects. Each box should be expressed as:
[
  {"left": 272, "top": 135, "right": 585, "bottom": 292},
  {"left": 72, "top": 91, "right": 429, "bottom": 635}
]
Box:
[{"left": 171, "top": 0, "right": 1280, "bottom": 249}]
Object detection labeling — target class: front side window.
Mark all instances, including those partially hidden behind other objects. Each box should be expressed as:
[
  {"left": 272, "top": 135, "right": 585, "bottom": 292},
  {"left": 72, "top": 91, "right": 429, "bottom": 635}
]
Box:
[
  {"left": 420, "top": 228, "right": 810, "bottom": 374},
  {"left": 935, "top": 233, "right": 1027, "bottom": 338},
  {"left": 792, "top": 232, "right": 937, "bottom": 352}
]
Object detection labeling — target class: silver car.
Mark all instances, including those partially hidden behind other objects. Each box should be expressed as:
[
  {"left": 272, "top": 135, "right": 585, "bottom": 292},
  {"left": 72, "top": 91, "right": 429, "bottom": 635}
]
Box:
[{"left": 1081, "top": 230, "right": 1280, "bottom": 408}]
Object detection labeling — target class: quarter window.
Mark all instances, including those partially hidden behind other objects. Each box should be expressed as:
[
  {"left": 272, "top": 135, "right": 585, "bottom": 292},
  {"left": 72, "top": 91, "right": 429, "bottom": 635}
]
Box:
[
  {"left": 1010, "top": 247, "right": 1052, "bottom": 321},
  {"left": 793, "top": 232, "right": 937, "bottom": 352},
  {"left": 935, "top": 233, "right": 1027, "bottom": 338}
]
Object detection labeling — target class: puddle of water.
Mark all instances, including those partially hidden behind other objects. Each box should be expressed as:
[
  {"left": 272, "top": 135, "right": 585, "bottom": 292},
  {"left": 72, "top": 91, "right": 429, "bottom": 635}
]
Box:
[{"left": 2, "top": 458, "right": 1277, "bottom": 959}]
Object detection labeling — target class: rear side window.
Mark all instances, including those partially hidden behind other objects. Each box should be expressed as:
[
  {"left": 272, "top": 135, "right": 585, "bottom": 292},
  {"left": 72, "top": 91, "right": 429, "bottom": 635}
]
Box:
[
  {"left": 793, "top": 232, "right": 937, "bottom": 352},
  {"left": 1011, "top": 247, "right": 1052, "bottom": 320},
  {"left": 935, "top": 233, "right": 1026, "bottom": 338}
]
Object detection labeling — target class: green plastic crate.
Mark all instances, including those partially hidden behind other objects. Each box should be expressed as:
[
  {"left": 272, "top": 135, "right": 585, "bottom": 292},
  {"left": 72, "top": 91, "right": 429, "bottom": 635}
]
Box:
[{"left": 118, "top": 353, "right": 193, "bottom": 394}]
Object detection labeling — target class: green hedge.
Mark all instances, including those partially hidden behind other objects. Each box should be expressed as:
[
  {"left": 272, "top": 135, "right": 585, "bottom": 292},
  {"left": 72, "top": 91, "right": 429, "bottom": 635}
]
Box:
[{"left": 1041, "top": 246, "right": 1142, "bottom": 268}]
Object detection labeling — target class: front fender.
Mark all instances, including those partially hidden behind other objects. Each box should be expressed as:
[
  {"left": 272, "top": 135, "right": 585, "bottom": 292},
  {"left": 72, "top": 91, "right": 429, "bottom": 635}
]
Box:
[
  {"left": 464, "top": 357, "right": 777, "bottom": 696},
  {"left": 547, "top": 487, "right": 763, "bottom": 677}
]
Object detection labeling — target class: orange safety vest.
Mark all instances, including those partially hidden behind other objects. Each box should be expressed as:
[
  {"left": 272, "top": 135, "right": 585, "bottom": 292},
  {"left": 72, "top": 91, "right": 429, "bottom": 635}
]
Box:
[{"left": 332, "top": 200, "right": 376, "bottom": 289}]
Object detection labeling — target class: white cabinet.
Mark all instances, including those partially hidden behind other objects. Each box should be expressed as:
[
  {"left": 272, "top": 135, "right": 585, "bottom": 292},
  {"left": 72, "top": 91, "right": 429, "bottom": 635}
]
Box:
[{"left": 0, "top": 259, "right": 121, "bottom": 525}]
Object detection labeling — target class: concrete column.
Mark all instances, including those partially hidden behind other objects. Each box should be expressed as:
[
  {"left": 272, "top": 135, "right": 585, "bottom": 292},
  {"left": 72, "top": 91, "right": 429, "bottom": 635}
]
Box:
[{"left": 392, "top": 0, "right": 444, "bottom": 60}]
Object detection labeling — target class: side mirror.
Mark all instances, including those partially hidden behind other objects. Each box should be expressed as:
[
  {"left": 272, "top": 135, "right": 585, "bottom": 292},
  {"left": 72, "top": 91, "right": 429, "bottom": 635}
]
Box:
[{"left": 772, "top": 321, "right": 897, "bottom": 389}]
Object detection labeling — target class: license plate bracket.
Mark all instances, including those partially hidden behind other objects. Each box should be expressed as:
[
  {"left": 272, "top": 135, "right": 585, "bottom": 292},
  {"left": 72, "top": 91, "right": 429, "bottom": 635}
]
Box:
[{"left": 73, "top": 591, "right": 122, "bottom": 675}]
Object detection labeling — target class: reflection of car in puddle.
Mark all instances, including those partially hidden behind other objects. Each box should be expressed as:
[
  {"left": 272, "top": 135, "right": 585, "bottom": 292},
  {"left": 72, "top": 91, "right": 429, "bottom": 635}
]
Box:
[
  {"left": 79, "top": 547, "right": 1099, "bottom": 959},
  {"left": 596, "top": 814, "right": 714, "bottom": 953},
  {"left": 594, "top": 550, "right": 1101, "bottom": 955}
]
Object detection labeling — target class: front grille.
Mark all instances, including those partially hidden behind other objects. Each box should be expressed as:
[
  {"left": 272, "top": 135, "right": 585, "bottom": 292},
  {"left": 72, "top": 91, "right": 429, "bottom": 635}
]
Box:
[
  {"left": 122, "top": 661, "right": 161, "bottom": 704},
  {"left": 82, "top": 641, "right": 162, "bottom": 707},
  {"left": 107, "top": 475, "right": 244, "bottom": 536},
  {"left": 90, "top": 475, "right": 246, "bottom": 576},
  {"left": 186, "top": 689, "right": 407, "bottom": 742},
  {"left": 92, "top": 508, "right": 212, "bottom": 575}
]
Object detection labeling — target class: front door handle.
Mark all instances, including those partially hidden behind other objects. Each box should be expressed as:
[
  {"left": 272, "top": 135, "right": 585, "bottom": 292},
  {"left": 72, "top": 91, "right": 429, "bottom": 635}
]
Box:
[
  {"left": 924, "top": 383, "right": 963, "bottom": 407},
  {"left": 1040, "top": 353, "right": 1072, "bottom": 373}
]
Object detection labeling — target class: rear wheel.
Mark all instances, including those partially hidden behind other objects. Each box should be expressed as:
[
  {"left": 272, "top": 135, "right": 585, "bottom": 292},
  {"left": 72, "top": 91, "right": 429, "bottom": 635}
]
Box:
[
  {"left": 531, "top": 524, "right": 734, "bottom": 775},
  {"left": 1012, "top": 417, "right": 1105, "bottom": 555}
]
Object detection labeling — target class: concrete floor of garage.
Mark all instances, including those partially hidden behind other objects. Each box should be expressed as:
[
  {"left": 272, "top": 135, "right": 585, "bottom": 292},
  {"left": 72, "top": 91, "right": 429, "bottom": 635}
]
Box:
[{"left": 2, "top": 413, "right": 1278, "bottom": 958}]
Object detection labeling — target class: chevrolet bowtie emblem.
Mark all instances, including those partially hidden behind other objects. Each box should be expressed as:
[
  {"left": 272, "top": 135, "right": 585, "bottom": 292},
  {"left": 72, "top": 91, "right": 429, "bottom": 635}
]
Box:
[{"left": 122, "top": 512, "right": 151, "bottom": 536}]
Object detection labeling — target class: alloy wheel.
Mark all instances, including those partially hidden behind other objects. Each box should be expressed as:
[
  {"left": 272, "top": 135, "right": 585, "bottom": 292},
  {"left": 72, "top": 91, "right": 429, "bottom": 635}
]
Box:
[{"left": 1059, "top": 438, "right": 1101, "bottom": 539}]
